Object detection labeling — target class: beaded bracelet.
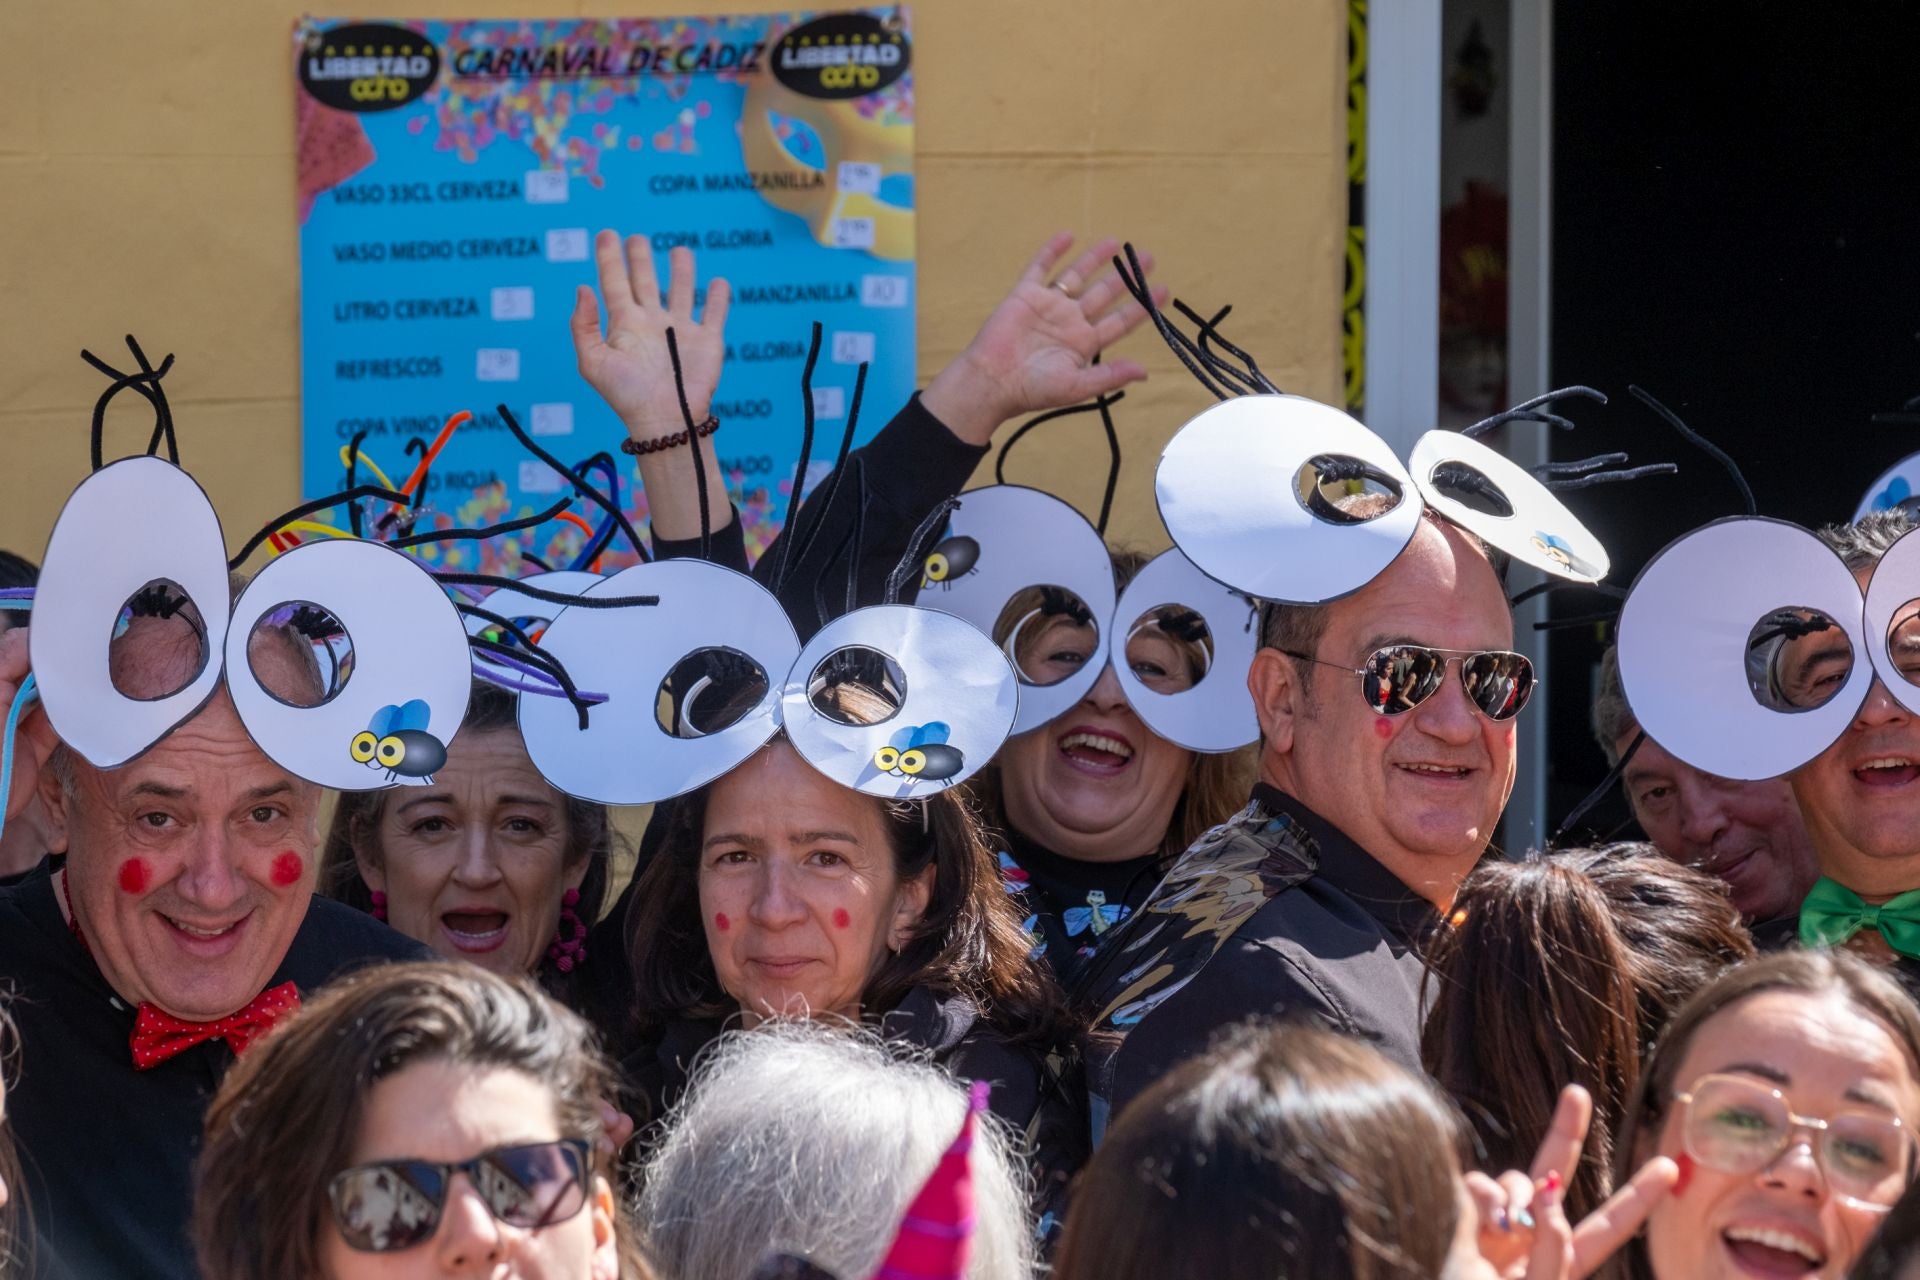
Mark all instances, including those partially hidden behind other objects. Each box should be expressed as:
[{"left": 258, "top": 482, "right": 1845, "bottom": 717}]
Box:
[{"left": 621, "top": 414, "right": 721, "bottom": 456}]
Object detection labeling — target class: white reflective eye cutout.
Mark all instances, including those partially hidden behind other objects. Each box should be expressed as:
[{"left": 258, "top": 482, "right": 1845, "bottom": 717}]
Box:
[
  {"left": 1155, "top": 393, "right": 1421, "bottom": 604},
  {"left": 225, "top": 539, "right": 473, "bottom": 791},
  {"left": 1110, "top": 549, "right": 1260, "bottom": 753},
  {"left": 1409, "top": 430, "right": 1610, "bottom": 584},
  {"left": 782, "top": 605, "right": 1020, "bottom": 799},
  {"left": 915, "top": 485, "right": 1116, "bottom": 736},
  {"left": 519, "top": 560, "right": 798, "bottom": 805},
  {"left": 1617, "top": 517, "right": 1871, "bottom": 781},
  {"left": 1861, "top": 525, "right": 1920, "bottom": 718},
  {"left": 32, "top": 456, "right": 232, "bottom": 768}
]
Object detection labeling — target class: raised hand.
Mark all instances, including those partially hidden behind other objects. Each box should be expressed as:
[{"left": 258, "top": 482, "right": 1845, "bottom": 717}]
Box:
[
  {"left": 922, "top": 233, "right": 1168, "bottom": 445},
  {"left": 1466, "top": 1085, "right": 1679, "bottom": 1279},
  {"left": 0, "top": 627, "right": 55, "bottom": 824},
  {"left": 570, "top": 230, "right": 734, "bottom": 543},
  {"left": 571, "top": 229, "right": 732, "bottom": 439}
]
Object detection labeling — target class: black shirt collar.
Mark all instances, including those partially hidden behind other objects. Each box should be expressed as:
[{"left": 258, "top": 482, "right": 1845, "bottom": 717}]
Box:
[{"left": 1250, "top": 783, "right": 1441, "bottom": 944}]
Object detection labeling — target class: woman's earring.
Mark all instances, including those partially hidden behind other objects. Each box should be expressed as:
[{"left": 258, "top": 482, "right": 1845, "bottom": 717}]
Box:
[
  {"left": 369, "top": 889, "right": 388, "bottom": 922},
  {"left": 546, "top": 887, "right": 589, "bottom": 973}
]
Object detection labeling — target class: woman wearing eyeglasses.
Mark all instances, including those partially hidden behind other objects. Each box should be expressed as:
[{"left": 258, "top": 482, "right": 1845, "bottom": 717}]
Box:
[
  {"left": 1610, "top": 950, "right": 1920, "bottom": 1280},
  {"left": 193, "top": 961, "right": 647, "bottom": 1280}
]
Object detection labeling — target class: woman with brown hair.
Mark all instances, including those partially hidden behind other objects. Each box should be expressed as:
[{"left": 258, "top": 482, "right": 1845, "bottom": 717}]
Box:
[
  {"left": 1053, "top": 1023, "right": 1674, "bottom": 1280},
  {"left": 320, "top": 681, "right": 617, "bottom": 1003},
  {"left": 1423, "top": 844, "right": 1754, "bottom": 1223},
  {"left": 969, "top": 549, "right": 1256, "bottom": 992},
  {"left": 193, "top": 960, "right": 648, "bottom": 1280},
  {"left": 623, "top": 733, "right": 1081, "bottom": 1205},
  {"left": 1611, "top": 950, "right": 1920, "bottom": 1280}
]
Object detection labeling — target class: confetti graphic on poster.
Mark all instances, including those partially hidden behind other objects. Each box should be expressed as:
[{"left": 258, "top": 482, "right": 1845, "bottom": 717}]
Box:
[{"left": 293, "top": 10, "right": 915, "bottom": 577}]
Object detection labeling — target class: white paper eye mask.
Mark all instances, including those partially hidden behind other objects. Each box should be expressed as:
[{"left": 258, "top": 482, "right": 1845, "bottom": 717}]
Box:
[
  {"left": 1410, "top": 429, "right": 1610, "bottom": 583},
  {"left": 225, "top": 539, "right": 474, "bottom": 791},
  {"left": 782, "top": 605, "right": 1020, "bottom": 798},
  {"left": 1155, "top": 394, "right": 1422, "bottom": 604},
  {"left": 520, "top": 559, "right": 799, "bottom": 805},
  {"left": 916, "top": 485, "right": 1116, "bottom": 736},
  {"left": 1617, "top": 517, "right": 1871, "bottom": 780},
  {"left": 31, "top": 456, "right": 233, "bottom": 769},
  {"left": 1109, "top": 549, "right": 1260, "bottom": 752}
]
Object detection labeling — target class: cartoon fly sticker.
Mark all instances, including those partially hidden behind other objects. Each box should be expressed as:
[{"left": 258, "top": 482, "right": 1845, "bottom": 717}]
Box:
[
  {"left": 1529, "top": 531, "right": 1602, "bottom": 580},
  {"left": 349, "top": 698, "right": 448, "bottom": 783},
  {"left": 870, "top": 720, "right": 965, "bottom": 786},
  {"left": 919, "top": 535, "right": 980, "bottom": 591}
]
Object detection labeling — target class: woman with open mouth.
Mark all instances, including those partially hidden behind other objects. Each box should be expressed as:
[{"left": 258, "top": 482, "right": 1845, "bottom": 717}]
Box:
[
  {"left": 968, "top": 552, "right": 1254, "bottom": 992},
  {"left": 1611, "top": 949, "right": 1920, "bottom": 1280},
  {"left": 320, "top": 682, "right": 615, "bottom": 1003}
]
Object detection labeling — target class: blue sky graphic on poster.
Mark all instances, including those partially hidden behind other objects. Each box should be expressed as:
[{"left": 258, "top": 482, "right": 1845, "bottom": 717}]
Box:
[{"left": 293, "top": 10, "right": 915, "bottom": 576}]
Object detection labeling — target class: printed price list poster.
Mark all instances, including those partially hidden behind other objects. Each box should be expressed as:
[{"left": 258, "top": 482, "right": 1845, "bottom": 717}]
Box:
[{"left": 293, "top": 9, "right": 916, "bottom": 574}]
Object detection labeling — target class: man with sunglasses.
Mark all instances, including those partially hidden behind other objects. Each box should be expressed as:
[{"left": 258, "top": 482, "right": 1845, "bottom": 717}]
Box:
[
  {"left": 1081, "top": 511, "right": 1525, "bottom": 1125},
  {"left": 0, "top": 615, "right": 426, "bottom": 1280}
]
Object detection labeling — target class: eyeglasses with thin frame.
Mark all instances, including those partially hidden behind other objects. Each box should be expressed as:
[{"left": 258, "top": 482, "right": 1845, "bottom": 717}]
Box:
[
  {"left": 327, "top": 1138, "right": 593, "bottom": 1253},
  {"left": 1278, "top": 643, "right": 1535, "bottom": 721},
  {"left": 1673, "top": 1073, "right": 1915, "bottom": 1212}
]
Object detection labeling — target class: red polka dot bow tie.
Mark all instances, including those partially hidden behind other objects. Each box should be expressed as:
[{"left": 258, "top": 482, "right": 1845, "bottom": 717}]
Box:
[{"left": 129, "top": 982, "right": 301, "bottom": 1071}]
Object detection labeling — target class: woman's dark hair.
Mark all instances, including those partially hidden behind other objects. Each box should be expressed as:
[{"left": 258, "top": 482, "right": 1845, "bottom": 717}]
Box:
[
  {"left": 193, "top": 961, "right": 650, "bottom": 1280},
  {"left": 625, "top": 740, "right": 1069, "bottom": 1055},
  {"left": 1053, "top": 1023, "right": 1468, "bottom": 1280},
  {"left": 1422, "top": 844, "right": 1754, "bottom": 1222},
  {"left": 1851, "top": 1175, "right": 1920, "bottom": 1279},
  {"left": 0, "top": 998, "right": 28, "bottom": 1277},
  {"left": 1610, "top": 950, "right": 1920, "bottom": 1280},
  {"left": 968, "top": 546, "right": 1256, "bottom": 860},
  {"left": 319, "top": 681, "right": 616, "bottom": 993}
]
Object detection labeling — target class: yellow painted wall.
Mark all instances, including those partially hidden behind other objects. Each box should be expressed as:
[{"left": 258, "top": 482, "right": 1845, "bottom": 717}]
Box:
[{"left": 0, "top": 0, "right": 1345, "bottom": 559}]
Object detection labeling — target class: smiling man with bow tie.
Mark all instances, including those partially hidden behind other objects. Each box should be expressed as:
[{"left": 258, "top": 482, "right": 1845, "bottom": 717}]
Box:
[{"left": 0, "top": 610, "right": 424, "bottom": 1280}]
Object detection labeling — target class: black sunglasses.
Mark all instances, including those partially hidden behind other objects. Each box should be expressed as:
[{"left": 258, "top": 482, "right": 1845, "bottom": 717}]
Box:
[
  {"left": 327, "top": 1138, "right": 592, "bottom": 1253},
  {"left": 1280, "top": 644, "right": 1535, "bottom": 721}
]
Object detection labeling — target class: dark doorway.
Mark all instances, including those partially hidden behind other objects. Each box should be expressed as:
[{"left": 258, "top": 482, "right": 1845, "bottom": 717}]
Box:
[{"left": 1547, "top": 1, "right": 1920, "bottom": 837}]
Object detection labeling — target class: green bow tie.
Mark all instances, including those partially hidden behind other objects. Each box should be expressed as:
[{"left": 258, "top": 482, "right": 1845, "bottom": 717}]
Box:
[{"left": 1799, "top": 878, "right": 1920, "bottom": 960}]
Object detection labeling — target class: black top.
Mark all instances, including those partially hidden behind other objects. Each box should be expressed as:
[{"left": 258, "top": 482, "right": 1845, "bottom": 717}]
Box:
[
  {"left": 995, "top": 828, "right": 1165, "bottom": 995},
  {"left": 624, "top": 985, "right": 1086, "bottom": 1239},
  {"left": 1081, "top": 786, "right": 1441, "bottom": 1128},
  {"left": 0, "top": 858, "right": 428, "bottom": 1280},
  {"left": 651, "top": 392, "right": 989, "bottom": 637}
]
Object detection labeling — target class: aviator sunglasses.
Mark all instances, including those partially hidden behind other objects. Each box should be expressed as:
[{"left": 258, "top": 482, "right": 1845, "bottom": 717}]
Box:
[
  {"left": 327, "top": 1138, "right": 592, "bottom": 1252},
  {"left": 1279, "top": 644, "right": 1535, "bottom": 721}
]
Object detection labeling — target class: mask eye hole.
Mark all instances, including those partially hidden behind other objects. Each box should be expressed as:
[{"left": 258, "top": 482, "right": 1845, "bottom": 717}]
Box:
[
  {"left": 247, "top": 601, "right": 355, "bottom": 709},
  {"left": 109, "top": 578, "right": 211, "bottom": 703},
  {"left": 1746, "top": 607, "right": 1853, "bottom": 712},
  {"left": 654, "top": 647, "right": 771, "bottom": 739},
  {"left": 1426, "top": 460, "right": 1515, "bottom": 519},
  {"left": 1123, "top": 604, "right": 1215, "bottom": 696},
  {"left": 807, "top": 646, "right": 906, "bottom": 727},
  {"left": 992, "top": 585, "right": 1099, "bottom": 689},
  {"left": 1294, "top": 455, "right": 1405, "bottom": 525}
]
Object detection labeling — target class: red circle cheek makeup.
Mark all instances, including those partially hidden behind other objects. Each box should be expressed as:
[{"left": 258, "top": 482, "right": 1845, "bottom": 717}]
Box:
[
  {"left": 714, "top": 912, "right": 731, "bottom": 932},
  {"left": 1372, "top": 716, "right": 1395, "bottom": 740},
  {"left": 832, "top": 908, "right": 851, "bottom": 929},
  {"left": 270, "top": 851, "right": 305, "bottom": 888},
  {"left": 116, "top": 857, "right": 151, "bottom": 895}
]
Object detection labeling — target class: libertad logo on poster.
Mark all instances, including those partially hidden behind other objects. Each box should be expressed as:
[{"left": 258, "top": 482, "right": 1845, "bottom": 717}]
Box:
[
  {"left": 771, "top": 12, "right": 910, "bottom": 100},
  {"left": 300, "top": 22, "right": 441, "bottom": 113}
]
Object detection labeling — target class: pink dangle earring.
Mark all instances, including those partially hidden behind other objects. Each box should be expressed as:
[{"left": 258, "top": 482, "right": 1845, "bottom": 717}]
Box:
[
  {"left": 369, "top": 890, "right": 388, "bottom": 922},
  {"left": 546, "top": 888, "right": 589, "bottom": 973}
]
